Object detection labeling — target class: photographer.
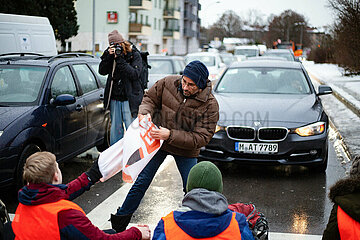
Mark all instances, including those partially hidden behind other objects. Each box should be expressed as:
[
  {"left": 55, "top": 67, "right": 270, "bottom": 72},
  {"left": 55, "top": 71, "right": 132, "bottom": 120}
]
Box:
[{"left": 99, "top": 30, "right": 144, "bottom": 145}]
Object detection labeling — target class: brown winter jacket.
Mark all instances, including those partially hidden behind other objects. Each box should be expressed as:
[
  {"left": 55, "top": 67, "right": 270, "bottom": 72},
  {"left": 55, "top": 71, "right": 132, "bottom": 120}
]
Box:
[{"left": 138, "top": 75, "right": 219, "bottom": 157}]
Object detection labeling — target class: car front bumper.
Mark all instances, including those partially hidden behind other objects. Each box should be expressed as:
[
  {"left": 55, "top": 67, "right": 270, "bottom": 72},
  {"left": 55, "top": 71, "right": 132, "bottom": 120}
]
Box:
[{"left": 199, "top": 130, "right": 328, "bottom": 166}]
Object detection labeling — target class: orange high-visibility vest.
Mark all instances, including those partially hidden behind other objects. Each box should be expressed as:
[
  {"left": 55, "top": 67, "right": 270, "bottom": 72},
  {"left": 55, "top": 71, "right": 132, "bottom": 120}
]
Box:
[
  {"left": 12, "top": 199, "right": 85, "bottom": 240},
  {"left": 337, "top": 206, "right": 360, "bottom": 240},
  {"left": 163, "top": 211, "right": 242, "bottom": 240}
]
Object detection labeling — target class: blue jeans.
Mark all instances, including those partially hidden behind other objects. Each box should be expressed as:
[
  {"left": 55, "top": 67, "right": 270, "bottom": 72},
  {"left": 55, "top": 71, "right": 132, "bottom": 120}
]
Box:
[
  {"left": 110, "top": 100, "right": 134, "bottom": 145},
  {"left": 116, "top": 150, "right": 197, "bottom": 215}
]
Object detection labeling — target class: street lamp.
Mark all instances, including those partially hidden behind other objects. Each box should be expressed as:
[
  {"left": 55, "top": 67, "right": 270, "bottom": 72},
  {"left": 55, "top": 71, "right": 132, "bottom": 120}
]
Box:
[{"left": 294, "top": 22, "right": 306, "bottom": 45}]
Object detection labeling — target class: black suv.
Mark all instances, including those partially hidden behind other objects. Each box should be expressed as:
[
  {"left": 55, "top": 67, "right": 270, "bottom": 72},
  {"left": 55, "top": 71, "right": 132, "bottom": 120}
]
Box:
[{"left": 0, "top": 53, "right": 110, "bottom": 188}]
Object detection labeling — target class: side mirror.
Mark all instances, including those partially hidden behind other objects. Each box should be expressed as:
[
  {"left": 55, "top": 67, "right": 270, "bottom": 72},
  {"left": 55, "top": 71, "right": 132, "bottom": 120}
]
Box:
[
  {"left": 317, "top": 85, "right": 333, "bottom": 96},
  {"left": 50, "top": 94, "right": 76, "bottom": 106}
]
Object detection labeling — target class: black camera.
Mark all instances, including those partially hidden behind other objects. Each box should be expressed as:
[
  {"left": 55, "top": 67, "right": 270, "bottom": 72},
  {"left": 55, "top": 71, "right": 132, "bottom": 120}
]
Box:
[{"left": 111, "top": 42, "right": 123, "bottom": 56}]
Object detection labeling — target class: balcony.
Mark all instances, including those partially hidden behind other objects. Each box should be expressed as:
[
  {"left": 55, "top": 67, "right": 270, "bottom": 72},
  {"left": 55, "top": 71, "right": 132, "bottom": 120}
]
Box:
[
  {"left": 163, "top": 28, "right": 180, "bottom": 39},
  {"left": 184, "top": 0, "right": 197, "bottom": 5},
  {"left": 184, "top": 10, "right": 197, "bottom": 22},
  {"left": 183, "top": 28, "right": 196, "bottom": 38},
  {"left": 129, "top": 0, "right": 152, "bottom": 11},
  {"left": 163, "top": 8, "right": 180, "bottom": 19},
  {"left": 129, "top": 23, "right": 152, "bottom": 36}
]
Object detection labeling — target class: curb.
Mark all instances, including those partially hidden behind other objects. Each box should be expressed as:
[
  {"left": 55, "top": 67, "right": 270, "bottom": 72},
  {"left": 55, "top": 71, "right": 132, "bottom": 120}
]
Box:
[
  {"left": 309, "top": 73, "right": 353, "bottom": 161},
  {"left": 309, "top": 73, "right": 360, "bottom": 118}
]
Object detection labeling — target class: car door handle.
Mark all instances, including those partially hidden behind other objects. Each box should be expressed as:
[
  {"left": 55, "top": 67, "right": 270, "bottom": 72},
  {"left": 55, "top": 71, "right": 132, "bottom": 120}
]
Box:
[
  {"left": 99, "top": 94, "right": 104, "bottom": 100},
  {"left": 75, "top": 104, "right": 83, "bottom": 111}
]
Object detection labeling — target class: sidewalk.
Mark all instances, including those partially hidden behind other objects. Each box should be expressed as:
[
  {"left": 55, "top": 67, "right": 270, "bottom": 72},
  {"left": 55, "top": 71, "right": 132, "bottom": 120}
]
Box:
[{"left": 303, "top": 61, "right": 360, "bottom": 163}]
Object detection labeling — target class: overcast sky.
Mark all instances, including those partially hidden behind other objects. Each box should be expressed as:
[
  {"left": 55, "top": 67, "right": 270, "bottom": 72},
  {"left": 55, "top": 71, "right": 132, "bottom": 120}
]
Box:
[{"left": 198, "top": 0, "right": 336, "bottom": 28}]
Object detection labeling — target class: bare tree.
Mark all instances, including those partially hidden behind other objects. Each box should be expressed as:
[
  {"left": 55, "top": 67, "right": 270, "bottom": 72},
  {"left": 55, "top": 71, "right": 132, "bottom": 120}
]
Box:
[
  {"left": 265, "top": 10, "right": 310, "bottom": 48},
  {"left": 328, "top": 0, "right": 360, "bottom": 74},
  {"left": 207, "top": 10, "right": 243, "bottom": 40}
]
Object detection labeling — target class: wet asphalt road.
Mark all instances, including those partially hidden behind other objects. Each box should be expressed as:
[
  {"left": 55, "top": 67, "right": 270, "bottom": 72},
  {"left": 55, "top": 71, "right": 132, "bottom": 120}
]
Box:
[{"left": 1, "top": 133, "right": 347, "bottom": 235}]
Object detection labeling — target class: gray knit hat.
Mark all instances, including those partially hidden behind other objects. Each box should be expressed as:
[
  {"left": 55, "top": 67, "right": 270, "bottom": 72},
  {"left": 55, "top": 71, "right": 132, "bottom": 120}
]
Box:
[{"left": 350, "top": 155, "right": 360, "bottom": 177}]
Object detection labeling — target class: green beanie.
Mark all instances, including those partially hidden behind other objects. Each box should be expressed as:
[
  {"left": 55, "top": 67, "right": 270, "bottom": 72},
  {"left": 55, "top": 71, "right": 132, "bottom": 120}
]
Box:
[{"left": 186, "top": 161, "right": 223, "bottom": 193}]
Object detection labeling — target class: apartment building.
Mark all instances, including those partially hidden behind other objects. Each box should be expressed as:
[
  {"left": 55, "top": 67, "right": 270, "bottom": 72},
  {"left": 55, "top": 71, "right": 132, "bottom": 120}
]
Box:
[{"left": 68, "top": 0, "right": 200, "bottom": 55}]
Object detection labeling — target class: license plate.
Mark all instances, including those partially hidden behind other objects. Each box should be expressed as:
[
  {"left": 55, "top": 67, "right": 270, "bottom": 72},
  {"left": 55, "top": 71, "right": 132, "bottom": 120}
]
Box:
[{"left": 235, "top": 142, "right": 278, "bottom": 154}]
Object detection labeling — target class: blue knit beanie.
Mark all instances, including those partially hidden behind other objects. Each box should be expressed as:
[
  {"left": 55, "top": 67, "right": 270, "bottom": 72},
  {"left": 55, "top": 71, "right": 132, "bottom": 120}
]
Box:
[{"left": 183, "top": 60, "right": 209, "bottom": 89}]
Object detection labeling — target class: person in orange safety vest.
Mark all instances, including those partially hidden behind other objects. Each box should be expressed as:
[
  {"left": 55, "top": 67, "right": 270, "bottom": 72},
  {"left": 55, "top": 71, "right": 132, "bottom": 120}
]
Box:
[
  {"left": 7, "top": 151, "right": 151, "bottom": 240},
  {"left": 152, "top": 161, "right": 254, "bottom": 240},
  {"left": 322, "top": 155, "right": 360, "bottom": 240}
]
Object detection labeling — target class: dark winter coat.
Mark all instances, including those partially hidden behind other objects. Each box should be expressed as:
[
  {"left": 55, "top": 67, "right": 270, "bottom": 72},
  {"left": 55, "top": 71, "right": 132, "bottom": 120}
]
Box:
[
  {"left": 138, "top": 76, "right": 219, "bottom": 157},
  {"left": 9, "top": 173, "right": 142, "bottom": 240},
  {"left": 99, "top": 48, "right": 143, "bottom": 118},
  {"left": 322, "top": 176, "right": 360, "bottom": 240}
]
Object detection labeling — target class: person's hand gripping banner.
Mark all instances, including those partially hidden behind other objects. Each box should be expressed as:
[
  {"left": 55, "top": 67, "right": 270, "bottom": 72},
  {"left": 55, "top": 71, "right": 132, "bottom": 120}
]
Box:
[{"left": 98, "top": 115, "right": 163, "bottom": 182}]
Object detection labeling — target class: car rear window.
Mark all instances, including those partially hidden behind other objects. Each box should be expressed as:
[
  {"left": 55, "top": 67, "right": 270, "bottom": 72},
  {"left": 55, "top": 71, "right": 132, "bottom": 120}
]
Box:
[
  {"left": 0, "top": 66, "right": 47, "bottom": 105},
  {"left": 148, "top": 60, "right": 173, "bottom": 74},
  {"left": 185, "top": 56, "right": 216, "bottom": 67},
  {"left": 216, "top": 67, "right": 310, "bottom": 94}
]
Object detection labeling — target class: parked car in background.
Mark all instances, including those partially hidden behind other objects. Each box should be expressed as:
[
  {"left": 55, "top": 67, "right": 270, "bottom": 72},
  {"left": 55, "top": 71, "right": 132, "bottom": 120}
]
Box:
[
  {"left": 234, "top": 45, "right": 260, "bottom": 61},
  {"left": 185, "top": 52, "right": 226, "bottom": 81},
  {"left": 0, "top": 53, "right": 110, "bottom": 189},
  {"left": 262, "top": 49, "right": 296, "bottom": 61},
  {"left": 219, "top": 52, "right": 237, "bottom": 67},
  {"left": 147, "top": 55, "right": 185, "bottom": 89},
  {"left": 199, "top": 60, "right": 333, "bottom": 172}
]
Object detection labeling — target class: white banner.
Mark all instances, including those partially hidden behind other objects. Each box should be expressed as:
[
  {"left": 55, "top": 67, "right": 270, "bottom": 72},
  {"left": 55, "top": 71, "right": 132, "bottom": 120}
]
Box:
[{"left": 98, "top": 116, "right": 163, "bottom": 183}]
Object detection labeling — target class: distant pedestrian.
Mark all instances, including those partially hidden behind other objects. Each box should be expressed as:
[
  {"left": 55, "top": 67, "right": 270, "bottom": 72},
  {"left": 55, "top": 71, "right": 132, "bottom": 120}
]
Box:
[
  {"left": 322, "top": 155, "right": 360, "bottom": 239},
  {"left": 110, "top": 60, "right": 219, "bottom": 232},
  {"left": 8, "top": 152, "right": 151, "bottom": 240},
  {"left": 99, "top": 30, "right": 144, "bottom": 145},
  {"left": 152, "top": 161, "right": 254, "bottom": 240}
]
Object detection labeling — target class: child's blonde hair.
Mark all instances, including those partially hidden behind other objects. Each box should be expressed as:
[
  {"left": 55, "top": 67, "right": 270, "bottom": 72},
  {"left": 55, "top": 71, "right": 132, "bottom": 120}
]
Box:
[{"left": 23, "top": 152, "right": 57, "bottom": 184}]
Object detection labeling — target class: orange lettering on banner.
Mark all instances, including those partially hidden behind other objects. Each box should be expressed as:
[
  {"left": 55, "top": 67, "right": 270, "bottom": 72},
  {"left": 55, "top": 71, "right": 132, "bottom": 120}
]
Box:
[{"left": 139, "top": 120, "right": 160, "bottom": 154}]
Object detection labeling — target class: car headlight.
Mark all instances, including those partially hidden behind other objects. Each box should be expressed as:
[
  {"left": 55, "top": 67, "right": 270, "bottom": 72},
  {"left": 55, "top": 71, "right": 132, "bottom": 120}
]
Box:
[
  {"left": 0, "top": 131, "right": 3, "bottom": 137},
  {"left": 215, "top": 125, "right": 226, "bottom": 133},
  {"left": 294, "top": 122, "right": 325, "bottom": 136}
]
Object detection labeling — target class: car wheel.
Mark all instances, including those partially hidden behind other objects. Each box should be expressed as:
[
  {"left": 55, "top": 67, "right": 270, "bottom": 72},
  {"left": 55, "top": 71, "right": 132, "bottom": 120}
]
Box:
[
  {"left": 16, "top": 144, "right": 41, "bottom": 189},
  {"left": 96, "top": 118, "right": 111, "bottom": 152}
]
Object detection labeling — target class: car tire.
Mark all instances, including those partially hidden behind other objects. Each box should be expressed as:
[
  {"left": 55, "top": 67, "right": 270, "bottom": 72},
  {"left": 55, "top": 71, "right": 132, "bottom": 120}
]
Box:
[
  {"left": 16, "top": 144, "right": 41, "bottom": 189},
  {"left": 96, "top": 118, "right": 111, "bottom": 152}
]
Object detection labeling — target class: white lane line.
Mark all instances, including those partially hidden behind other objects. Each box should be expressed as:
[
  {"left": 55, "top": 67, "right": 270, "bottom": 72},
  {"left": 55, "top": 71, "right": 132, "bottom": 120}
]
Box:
[
  {"left": 269, "top": 232, "right": 321, "bottom": 239},
  {"left": 86, "top": 156, "right": 174, "bottom": 229}
]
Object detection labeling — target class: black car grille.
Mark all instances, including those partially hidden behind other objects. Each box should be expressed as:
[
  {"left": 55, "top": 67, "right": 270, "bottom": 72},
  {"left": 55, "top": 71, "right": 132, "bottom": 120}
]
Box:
[
  {"left": 227, "top": 127, "right": 255, "bottom": 140},
  {"left": 258, "top": 128, "right": 288, "bottom": 141}
]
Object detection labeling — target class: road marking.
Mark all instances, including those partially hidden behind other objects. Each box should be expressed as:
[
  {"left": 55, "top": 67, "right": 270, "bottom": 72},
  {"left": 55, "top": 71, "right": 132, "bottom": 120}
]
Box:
[
  {"left": 9, "top": 156, "right": 323, "bottom": 239},
  {"left": 86, "top": 155, "right": 174, "bottom": 229}
]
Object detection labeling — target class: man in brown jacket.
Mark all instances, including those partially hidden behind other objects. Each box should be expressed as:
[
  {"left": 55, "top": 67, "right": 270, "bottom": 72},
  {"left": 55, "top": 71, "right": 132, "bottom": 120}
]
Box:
[{"left": 110, "top": 60, "right": 219, "bottom": 232}]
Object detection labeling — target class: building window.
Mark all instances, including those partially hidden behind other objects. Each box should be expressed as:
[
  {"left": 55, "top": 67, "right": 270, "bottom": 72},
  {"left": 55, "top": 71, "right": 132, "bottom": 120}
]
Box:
[
  {"left": 154, "top": 0, "right": 157, "bottom": 8},
  {"left": 140, "top": 14, "right": 143, "bottom": 24},
  {"left": 154, "top": 18, "right": 157, "bottom": 29},
  {"left": 159, "top": 19, "right": 161, "bottom": 30},
  {"left": 146, "top": 16, "right": 149, "bottom": 25}
]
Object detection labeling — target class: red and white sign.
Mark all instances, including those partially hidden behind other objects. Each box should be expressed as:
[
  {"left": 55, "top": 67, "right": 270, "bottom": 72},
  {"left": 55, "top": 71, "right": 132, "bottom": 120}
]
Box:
[{"left": 107, "top": 11, "right": 118, "bottom": 23}]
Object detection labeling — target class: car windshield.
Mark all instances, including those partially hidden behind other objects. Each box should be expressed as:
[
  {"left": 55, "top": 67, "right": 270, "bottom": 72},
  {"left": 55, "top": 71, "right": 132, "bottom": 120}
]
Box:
[
  {"left": 234, "top": 49, "right": 258, "bottom": 57},
  {"left": 0, "top": 66, "right": 47, "bottom": 105},
  {"left": 185, "top": 56, "right": 216, "bottom": 67},
  {"left": 148, "top": 59, "right": 174, "bottom": 74},
  {"left": 216, "top": 67, "right": 311, "bottom": 94},
  {"left": 263, "top": 52, "right": 294, "bottom": 61}
]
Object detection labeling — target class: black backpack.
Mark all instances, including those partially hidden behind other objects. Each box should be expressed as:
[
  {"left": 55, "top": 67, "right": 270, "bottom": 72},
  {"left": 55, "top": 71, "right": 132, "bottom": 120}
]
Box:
[{"left": 132, "top": 45, "right": 151, "bottom": 91}]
